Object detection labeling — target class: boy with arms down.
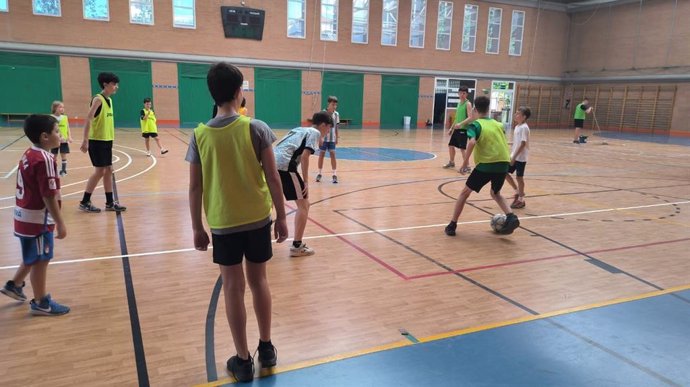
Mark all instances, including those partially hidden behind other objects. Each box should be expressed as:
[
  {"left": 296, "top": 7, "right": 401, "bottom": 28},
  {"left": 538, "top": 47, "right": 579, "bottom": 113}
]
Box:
[
  {"left": 140, "top": 98, "right": 169, "bottom": 156},
  {"left": 274, "top": 111, "right": 333, "bottom": 257},
  {"left": 186, "top": 62, "right": 288, "bottom": 383},
  {"left": 1, "top": 115, "right": 70, "bottom": 316},
  {"left": 445, "top": 96, "right": 520, "bottom": 236}
]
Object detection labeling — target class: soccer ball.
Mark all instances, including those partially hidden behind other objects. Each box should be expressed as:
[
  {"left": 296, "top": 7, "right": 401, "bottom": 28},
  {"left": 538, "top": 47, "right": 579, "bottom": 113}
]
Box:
[{"left": 491, "top": 214, "right": 507, "bottom": 233}]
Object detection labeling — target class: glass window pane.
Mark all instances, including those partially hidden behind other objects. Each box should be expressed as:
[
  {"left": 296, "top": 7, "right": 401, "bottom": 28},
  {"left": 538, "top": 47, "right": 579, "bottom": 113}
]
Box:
[
  {"left": 84, "top": 0, "right": 109, "bottom": 21},
  {"left": 436, "top": 1, "right": 452, "bottom": 50},
  {"left": 33, "top": 0, "right": 61, "bottom": 16},
  {"left": 486, "top": 7, "right": 501, "bottom": 54},
  {"left": 409, "top": 0, "right": 426, "bottom": 48},
  {"left": 288, "top": 0, "right": 306, "bottom": 38},
  {"left": 130, "top": 0, "right": 154, "bottom": 25},
  {"left": 320, "top": 0, "right": 338, "bottom": 41},
  {"left": 0, "top": 0, "right": 7, "bottom": 12},
  {"left": 381, "top": 0, "right": 398, "bottom": 46},
  {"left": 462, "top": 4, "right": 477, "bottom": 52},
  {"left": 351, "top": 0, "right": 368, "bottom": 44},
  {"left": 509, "top": 10, "right": 524, "bottom": 56}
]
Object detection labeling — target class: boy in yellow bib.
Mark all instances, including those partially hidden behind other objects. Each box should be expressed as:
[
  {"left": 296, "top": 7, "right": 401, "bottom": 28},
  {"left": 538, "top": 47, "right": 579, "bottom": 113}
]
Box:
[
  {"left": 50, "top": 101, "right": 73, "bottom": 176},
  {"left": 140, "top": 98, "right": 168, "bottom": 156}
]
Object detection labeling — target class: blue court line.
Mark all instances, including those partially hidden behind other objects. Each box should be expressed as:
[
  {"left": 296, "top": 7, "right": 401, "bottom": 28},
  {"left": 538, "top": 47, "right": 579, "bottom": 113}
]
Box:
[
  {"left": 239, "top": 290, "right": 690, "bottom": 387},
  {"left": 598, "top": 132, "right": 690, "bottom": 146},
  {"left": 324, "top": 147, "right": 436, "bottom": 161}
]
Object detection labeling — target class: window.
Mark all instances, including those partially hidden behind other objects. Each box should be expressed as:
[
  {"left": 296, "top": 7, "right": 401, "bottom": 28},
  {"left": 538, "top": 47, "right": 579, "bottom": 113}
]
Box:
[
  {"left": 320, "top": 0, "right": 338, "bottom": 41},
  {"left": 130, "top": 0, "right": 153, "bottom": 25},
  {"left": 486, "top": 7, "right": 502, "bottom": 54},
  {"left": 287, "top": 0, "right": 306, "bottom": 38},
  {"left": 83, "top": 0, "right": 109, "bottom": 21},
  {"left": 381, "top": 0, "right": 398, "bottom": 46},
  {"left": 0, "top": 0, "right": 7, "bottom": 12},
  {"left": 509, "top": 10, "right": 525, "bottom": 56},
  {"left": 173, "top": 0, "right": 195, "bottom": 28},
  {"left": 436, "top": 1, "right": 452, "bottom": 50},
  {"left": 33, "top": 0, "right": 61, "bottom": 16},
  {"left": 461, "top": 4, "right": 477, "bottom": 52},
  {"left": 351, "top": 0, "right": 369, "bottom": 44},
  {"left": 409, "top": 0, "right": 426, "bottom": 48}
]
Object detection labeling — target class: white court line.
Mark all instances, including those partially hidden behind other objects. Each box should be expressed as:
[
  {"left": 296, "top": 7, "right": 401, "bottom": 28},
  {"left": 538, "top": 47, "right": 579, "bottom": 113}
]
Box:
[
  {"left": 1, "top": 165, "right": 18, "bottom": 179},
  {"left": 0, "top": 147, "right": 156, "bottom": 209},
  {"left": 1, "top": 200, "right": 688, "bottom": 271}
]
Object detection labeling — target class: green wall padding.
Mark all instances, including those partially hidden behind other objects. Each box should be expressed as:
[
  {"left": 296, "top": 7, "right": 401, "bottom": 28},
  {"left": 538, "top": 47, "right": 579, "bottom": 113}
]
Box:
[
  {"left": 321, "top": 72, "right": 364, "bottom": 128},
  {"left": 254, "top": 68, "right": 301, "bottom": 129},
  {"left": 178, "top": 63, "right": 214, "bottom": 128},
  {"left": 90, "top": 58, "right": 152, "bottom": 128},
  {"left": 380, "top": 75, "right": 419, "bottom": 129},
  {"left": 0, "top": 52, "right": 62, "bottom": 122}
]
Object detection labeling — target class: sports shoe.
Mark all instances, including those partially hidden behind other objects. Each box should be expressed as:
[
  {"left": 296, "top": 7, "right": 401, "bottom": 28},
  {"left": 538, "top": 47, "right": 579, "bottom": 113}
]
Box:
[
  {"left": 444, "top": 221, "right": 457, "bottom": 236},
  {"left": 105, "top": 202, "right": 127, "bottom": 212},
  {"left": 573, "top": 140, "right": 580, "bottom": 144},
  {"left": 29, "top": 294, "right": 70, "bottom": 316},
  {"left": 290, "top": 243, "right": 315, "bottom": 257},
  {"left": 1, "top": 280, "right": 26, "bottom": 301},
  {"left": 498, "top": 213, "right": 520, "bottom": 235},
  {"left": 146, "top": 152, "right": 151, "bottom": 157},
  {"left": 256, "top": 341, "right": 277, "bottom": 368},
  {"left": 161, "top": 149, "right": 169, "bottom": 155},
  {"left": 458, "top": 167, "right": 472, "bottom": 174},
  {"left": 59, "top": 170, "right": 66, "bottom": 177},
  {"left": 332, "top": 175, "right": 338, "bottom": 184},
  {"left": 315, "top": 174, "right": 322, "bottom": 182},
  {"left": 227, "top": 355, "right": 254, "bottom": 382},
  {"left": 79, "top": 201, "right": 101, "bottom": 213},
  {"left": 511, "top": 200, "right": 525, "bottom": 209},
  {"left": 442, "top": 161, "right": 455, "bottom": 169}
]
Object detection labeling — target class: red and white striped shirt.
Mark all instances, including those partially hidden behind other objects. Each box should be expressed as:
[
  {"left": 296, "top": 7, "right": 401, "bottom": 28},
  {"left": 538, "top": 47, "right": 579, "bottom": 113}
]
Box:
[{"left": 14, "top": 146, "right": 61, "bottom": 237}]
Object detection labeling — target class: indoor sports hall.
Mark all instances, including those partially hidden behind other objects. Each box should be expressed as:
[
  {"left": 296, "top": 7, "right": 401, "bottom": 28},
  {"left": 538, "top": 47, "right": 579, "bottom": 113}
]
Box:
[{"left": 0, "top": 1, "right": 689, "bottom": 386}]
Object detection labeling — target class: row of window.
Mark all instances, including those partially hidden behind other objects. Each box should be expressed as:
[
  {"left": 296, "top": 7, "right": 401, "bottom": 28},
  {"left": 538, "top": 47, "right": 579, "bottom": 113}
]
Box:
[
  {"left": 1, "top": 0, "right": 524, "bottom": 56},
  {"left": 0, "top": 0, "right": 196, "bottom": 28},
  {"left": 289, "top": 1, "right": 525, "bottom": 55}
]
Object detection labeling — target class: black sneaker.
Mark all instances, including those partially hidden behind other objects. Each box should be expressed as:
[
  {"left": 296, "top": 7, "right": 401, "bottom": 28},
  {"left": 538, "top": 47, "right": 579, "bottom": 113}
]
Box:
[
  {"left": 105, "top": 202, "right": 127, "bottom": 212},
  {"left": 1, "top": 280, "right": 26, "bottom": 301},
  {"left": 79, "top": 201, "right": 101, "bottom": 213},
  {"left": 444, "top": 221, "right": 457, "bottom": 236},
  {"left": 227, "top": 355, "right": 254, "bottom": 382},
  {"left": 332, "top": 175, "right": 338, "bottom": 184},
  {"left": 499, "top": 214, "right": 520, "bottom": 235},
  {"left": 257, "top": 341, "right": 277, "bottom": 368}
]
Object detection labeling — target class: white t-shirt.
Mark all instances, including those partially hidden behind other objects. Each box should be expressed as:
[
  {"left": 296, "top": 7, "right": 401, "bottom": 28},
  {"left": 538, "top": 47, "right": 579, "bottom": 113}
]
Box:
[
  {"left": 323, "top": 110, "right": 339, "bottom": 142},
  {"left": 274, "top": 127, "right": 321, "bottom": 171},
  {"left": 511, "top": 123, "right": 530, "bottom": 162}
]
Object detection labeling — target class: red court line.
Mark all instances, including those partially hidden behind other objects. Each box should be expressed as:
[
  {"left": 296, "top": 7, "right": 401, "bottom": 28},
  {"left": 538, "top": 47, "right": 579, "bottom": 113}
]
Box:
[
  {"left": 406, "top": 237, "right": 690, "bottom": 280},
  {"left": 285, "top": 204, "right": 408, "bottom": 280}
]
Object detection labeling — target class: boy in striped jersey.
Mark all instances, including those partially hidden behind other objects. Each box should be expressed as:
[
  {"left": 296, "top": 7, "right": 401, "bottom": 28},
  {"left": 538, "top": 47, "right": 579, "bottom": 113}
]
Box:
[
  {"left": 1, "top": 115, "right": 70, "bottom": 316},
  {"left": 315, "top": 96, "right": 340, "bottom": 183}
]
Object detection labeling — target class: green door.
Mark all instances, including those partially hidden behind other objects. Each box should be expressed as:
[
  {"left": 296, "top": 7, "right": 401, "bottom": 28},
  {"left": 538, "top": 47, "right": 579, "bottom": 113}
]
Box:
[
  {"left": 90, "top": 58, "right": 152, "bottom": 128},
  {"left": 254, "top": 68, "right": 301, "bottom": 128},
  {"left": 0, "top": 52, "right": 61, "bottom": 122},
  {"left": 178, "top": 63, "right": 214, "bottom": 128},
  {"left": 380, "top": 75, "right": 419, "bottom": 129},
  {"left": 321, "top": 72, "right": 364, "bottom": 128}
]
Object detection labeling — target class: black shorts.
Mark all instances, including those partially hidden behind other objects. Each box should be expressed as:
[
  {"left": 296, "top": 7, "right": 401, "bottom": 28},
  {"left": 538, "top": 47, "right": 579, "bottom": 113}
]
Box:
[
  {"left": 50, "top": 143, "right": 70, "bottom": 155},
  {"left": 465, "top": 169, "right": 506, "bottom": 194},
  {"left": 88, "top": 140, "right": 113, "bottom": 167},
  {"left": 574, "top": 119, "right": 584, "bottom": 128},
  {"left": 449, "top": 129, "right": 468, "bottom": 149},
  {"left": 508, "top": 161, "right": 527, "bottom": 177},
  {"left": 279, "top": 170, "right": 306, "bottom": 201},
  {"left": 211, "top": 222, "right": 273, "bottom": 266},
  {"left": 142, "top": 132, "right": 158, "bottom": 138}
]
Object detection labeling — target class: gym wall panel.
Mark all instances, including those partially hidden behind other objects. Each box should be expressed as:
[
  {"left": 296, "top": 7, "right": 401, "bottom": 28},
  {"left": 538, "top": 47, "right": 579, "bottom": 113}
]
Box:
[
  {"left": 177, "top": 63, "right": 213, "bottom": 128},
  {"left": 90, "top": 58, "right": 152, "bottom": 128},
  {"left": 380, "top": 75, "right": 419, "bottom": 129},
  {"left": 302, "top": 71, "right": 323, "bottom": 124},
  {"left": 363, "top": 74, "right": 381, "bottom": 128},
  {"left": 152, "top": 62, "right": 180, "bottom": 125},
  {"left": 321, "top": 72, "right": 364, "bottom": 128},
  {"left": 59, "top": 56, "right": 91, "bottom": 124},
  {"left": 0, "top": 51, "right": 61, "bottom": 118},
  {"left": 254, "top": 68, "right": 301, "bottom": 129}
]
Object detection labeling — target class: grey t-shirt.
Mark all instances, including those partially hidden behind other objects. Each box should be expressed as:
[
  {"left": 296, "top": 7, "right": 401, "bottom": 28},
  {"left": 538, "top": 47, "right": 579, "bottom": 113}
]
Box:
[{"left": 185, "top": 114, "right": 277, "bottom": 234}]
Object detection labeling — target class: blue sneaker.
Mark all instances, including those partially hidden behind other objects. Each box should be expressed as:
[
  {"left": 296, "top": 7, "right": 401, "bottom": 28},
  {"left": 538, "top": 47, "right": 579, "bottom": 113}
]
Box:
[
  {"left": 30, "top": 294, "right": 70, "bottom": 316},
  {"left": 1, "top": 280, "right": 27, "bottom": 301}
]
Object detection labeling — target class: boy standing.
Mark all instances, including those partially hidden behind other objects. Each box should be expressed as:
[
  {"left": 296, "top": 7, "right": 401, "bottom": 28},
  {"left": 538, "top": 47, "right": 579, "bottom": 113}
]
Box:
[
  {"left": 1, "top": 115, "right": 70, "bottom": 316},
  {"left": 505, "top": 107, "right": 531, "bottom": 209},
  {"left": 274, "top": 111, "right": 333, "bottom": 257},
  {"left": 186, "top": 62, "right": 288, "bottom": 383},
  {"left": 79, "top": 72, "right": 126, "bottom": 213},
  {"left": 50, "top": 101, "right": 73, "bottom": 177},
  {"left": 444, "top": 96, "right": 520, "bottom": 236},
  {"left": 140, "top": 98, "right": 169, "bottom": 156},
  {"left": 573, "top": 97, "right": 592, "bottom": 144},
  {"left": 444, "top": 86, "right": 473, "bottom": 173},
  {"left": 315, "top": 96, "right": 340, "bottom": 184}
]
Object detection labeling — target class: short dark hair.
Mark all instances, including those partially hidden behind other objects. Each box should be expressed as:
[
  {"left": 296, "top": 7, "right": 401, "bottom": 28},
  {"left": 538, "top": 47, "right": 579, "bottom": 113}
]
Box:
[
  {"left": 311, "top": 111, "right": 334, "bottom": 127},
  {"left": 24, "top": 114, "right": 57, "bottom": 144},
  {"left": 518, "top": 106, "right": 531, "bottom": 120},
  {"left": 143, "top": 97, "right": 151, "bottom": 103},
  {"left": 327, "top": 96, "right": 338, "bottom": 103},
  {"left": 474, "top": 96, "right": 490, "bottom": 114},
  {"left": 458, "top": 86, "right": 469, "bottom": 93},
  {"left": 207, "top": 62, "right": 243, "bottom": 106},
  {"left": 583, "top": 97, "right": 589, "bottom": 101},
  {"left": 241, "top": 97, "right": 246, "bottom": 108},
  {"left": 97, "top": 72, "right": 119, "bottom": 89}
]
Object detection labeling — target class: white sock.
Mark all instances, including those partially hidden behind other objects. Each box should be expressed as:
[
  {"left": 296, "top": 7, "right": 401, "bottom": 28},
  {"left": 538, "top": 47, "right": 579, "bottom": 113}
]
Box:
[{"left": 332, "top": 170, "right": 337, "bottom": 176}]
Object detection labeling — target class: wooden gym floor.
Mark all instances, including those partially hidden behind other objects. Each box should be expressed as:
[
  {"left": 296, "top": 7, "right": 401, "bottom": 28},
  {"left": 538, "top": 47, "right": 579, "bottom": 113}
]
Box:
[{"left": 0, "top": 126, "right": 688, "bottom": 386}]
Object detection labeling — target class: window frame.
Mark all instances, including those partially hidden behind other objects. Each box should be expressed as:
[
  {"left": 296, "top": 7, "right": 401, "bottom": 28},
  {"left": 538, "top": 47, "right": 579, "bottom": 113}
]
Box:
[
  {"left": 461, "top": 4, "right": 478, "bottom": 53},
  {"left": 32, "top": 0, "right": 62, "bottom": 17},
  {"left": 129, "top": 0, "right": 154, "bottom": 26},
  {"left": 381, "top": 0, "right": 399, "bottom": 47},
  {"left": 173, "top": 0, "right": 196, "bottom": 29},
  {"left": 287, "top": 0, "right": 306, "bottom": 39},
  {"left": 409, "top": 0, "right": 426, "bottom": 49},
  {"left": 435, "top": 1, "right": 453, "bottom": 51},
  {"left": 485, "top": 7, "right": 502, "bottom": 55},
  {"left": 351, "top": 0, "right": 369, "bottom": 45},
  {"left": 320, "top": 0, "right": 339, "bottom": 42},
  {"left": 509, "top": 10, "right": 525, "bottom": 56},
  {"left": 83, "top": 0, "right": 110, "bottom": 22}
]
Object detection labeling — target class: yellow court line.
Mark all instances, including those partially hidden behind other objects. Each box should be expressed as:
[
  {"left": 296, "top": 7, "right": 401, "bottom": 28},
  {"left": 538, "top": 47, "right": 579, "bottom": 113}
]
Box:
[{"left": 192, "top": 283, "right": 690, "bottom": 386}]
